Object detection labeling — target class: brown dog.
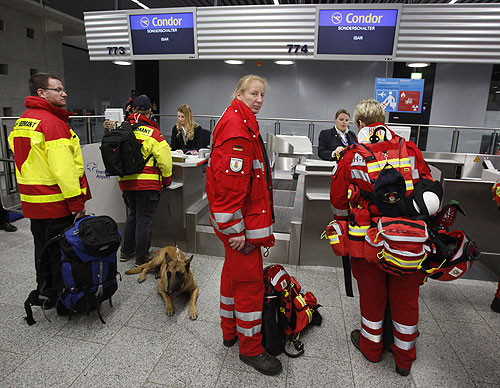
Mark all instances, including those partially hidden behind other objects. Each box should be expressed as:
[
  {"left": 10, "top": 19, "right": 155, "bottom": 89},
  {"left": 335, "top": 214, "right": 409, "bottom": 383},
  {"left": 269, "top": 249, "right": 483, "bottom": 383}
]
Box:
[{"left": 124, "top": 246, "right": 199, "bottom": 320}]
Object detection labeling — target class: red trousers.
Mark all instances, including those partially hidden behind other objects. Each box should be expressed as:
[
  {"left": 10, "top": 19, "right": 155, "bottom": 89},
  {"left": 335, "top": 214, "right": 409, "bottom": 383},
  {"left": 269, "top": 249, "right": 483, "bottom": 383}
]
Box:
[
  {"left": 220, "top": 244, "right": 264, "bottom": 357},
  {"left": 496, "top": 281, "right": 500, "bottom": 299},
  {"left": 351, "top": 258, "right": 425, "bottom": 370}
]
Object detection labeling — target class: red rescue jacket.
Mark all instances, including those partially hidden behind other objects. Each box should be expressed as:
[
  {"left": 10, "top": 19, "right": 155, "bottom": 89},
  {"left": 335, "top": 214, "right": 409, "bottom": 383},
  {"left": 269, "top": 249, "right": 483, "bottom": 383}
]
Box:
[{"left": 206, "top": 98, "right": 275, "bottom": 247}]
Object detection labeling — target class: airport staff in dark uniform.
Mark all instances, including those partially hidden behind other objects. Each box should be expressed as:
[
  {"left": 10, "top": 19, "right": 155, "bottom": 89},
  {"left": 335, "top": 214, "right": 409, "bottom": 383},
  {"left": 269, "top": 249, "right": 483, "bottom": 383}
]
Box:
[{"left": 318, "top": 109, "right": 357, "bottom": 161}]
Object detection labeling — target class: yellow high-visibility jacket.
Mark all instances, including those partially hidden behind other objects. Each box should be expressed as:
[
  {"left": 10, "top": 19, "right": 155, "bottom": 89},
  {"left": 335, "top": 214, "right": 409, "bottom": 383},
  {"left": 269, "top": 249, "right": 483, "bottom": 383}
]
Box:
[{"left": 8, "top": 96, "right": 91, "bottom": 219}]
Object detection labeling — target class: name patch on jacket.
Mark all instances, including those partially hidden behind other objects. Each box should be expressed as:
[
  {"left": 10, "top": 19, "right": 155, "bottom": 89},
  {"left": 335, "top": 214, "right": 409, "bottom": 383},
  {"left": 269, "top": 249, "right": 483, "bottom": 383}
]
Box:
[
  {"left": 13, "top": 118, "right": 41, "bottom": 131},
  {"left": 230, "top": 157, "right": 243, "bottom": 172}
]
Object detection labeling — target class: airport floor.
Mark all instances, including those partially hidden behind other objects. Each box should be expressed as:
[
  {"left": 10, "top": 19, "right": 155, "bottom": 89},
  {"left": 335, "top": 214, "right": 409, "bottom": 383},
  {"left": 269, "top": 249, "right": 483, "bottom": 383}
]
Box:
[{"left": 0, "top": 217, "right": 499, "bottom": 388}]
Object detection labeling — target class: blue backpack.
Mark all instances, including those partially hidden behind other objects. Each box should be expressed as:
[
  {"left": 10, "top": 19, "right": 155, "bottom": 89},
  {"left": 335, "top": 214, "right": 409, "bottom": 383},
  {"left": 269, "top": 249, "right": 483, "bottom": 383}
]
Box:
[{"left": 24, "top": 215, "right": 121, "bottom": 325}]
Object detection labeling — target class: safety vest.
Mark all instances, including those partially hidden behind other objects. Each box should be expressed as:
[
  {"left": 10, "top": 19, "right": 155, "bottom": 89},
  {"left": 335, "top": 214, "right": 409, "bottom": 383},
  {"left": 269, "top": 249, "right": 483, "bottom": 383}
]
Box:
[{"left": 493, "top": 182, "right": 500, "bottom": 207}]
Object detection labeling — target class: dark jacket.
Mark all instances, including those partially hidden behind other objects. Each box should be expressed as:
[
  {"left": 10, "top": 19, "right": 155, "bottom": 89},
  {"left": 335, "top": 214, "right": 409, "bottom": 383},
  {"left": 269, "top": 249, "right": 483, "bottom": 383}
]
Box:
[
  {"left": 318, "top": 127, "right": 357, "bottom": 161},
  {"left": 170, "top": 124, "right": 210, "bottom": 153}
]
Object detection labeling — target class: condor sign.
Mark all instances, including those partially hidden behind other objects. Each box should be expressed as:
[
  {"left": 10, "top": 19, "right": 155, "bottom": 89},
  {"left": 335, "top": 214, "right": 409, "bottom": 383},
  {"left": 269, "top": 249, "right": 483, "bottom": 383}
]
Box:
[
  {"left": 129, "top": 11, "right": 196, "bottom": 58},
  {"left": 315, "top": 7, "right": 400, "bottom": 59}
]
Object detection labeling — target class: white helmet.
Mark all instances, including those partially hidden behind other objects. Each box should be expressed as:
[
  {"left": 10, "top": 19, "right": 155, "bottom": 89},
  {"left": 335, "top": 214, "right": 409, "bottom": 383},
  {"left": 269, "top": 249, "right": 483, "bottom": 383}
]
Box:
[{"left": 412, "top": 191, "right": 441, "bottom": 216}]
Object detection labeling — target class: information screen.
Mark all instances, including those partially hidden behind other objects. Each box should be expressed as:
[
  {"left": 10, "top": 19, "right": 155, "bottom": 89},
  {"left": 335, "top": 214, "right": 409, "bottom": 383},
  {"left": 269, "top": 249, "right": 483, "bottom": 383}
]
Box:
[
  {"left": 129, "top": 12, "right": 196, "bottom": 57},
  {"left": 316, "top": 8, "right": 399, "bottom": 59}
]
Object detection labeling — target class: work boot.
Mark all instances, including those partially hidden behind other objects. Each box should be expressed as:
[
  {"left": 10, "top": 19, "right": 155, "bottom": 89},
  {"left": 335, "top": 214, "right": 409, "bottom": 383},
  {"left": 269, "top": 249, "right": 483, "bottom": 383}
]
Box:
[
  {"left": 491, "top": 296, "right": 500, "bottom": 313},
  {"left": 396, "top": 365, "right": 411, "bottom": 376},
  {"left": 239, "top": 350, "right": 282, "bottom": 376},
  {"left": 350, "top": 329, "right": 380, "bottom": 363},
  {"left": 223, "top": 337, "right": 237, "bottom": 348},
  {"left": 119, "top": 252, "right": 135, "bottom": 262},
  {"left": 0, "top": 222, "right": 17, "bottom": 232}
]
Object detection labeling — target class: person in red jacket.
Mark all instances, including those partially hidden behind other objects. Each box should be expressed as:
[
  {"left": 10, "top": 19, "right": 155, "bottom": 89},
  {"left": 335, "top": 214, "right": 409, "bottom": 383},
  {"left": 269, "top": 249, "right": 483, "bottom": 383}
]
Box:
[
  {"left": 330, "top": 99, "right": 432, "bottom": 376},
  {"left": 206, "top": 75, "right": 281, "bottom": 376},
  {"left": 118, "top": 95, "right": 173, "bottom": 267},
  {"left": 8, "top": 73, "right": 91, "bottom": 308}
]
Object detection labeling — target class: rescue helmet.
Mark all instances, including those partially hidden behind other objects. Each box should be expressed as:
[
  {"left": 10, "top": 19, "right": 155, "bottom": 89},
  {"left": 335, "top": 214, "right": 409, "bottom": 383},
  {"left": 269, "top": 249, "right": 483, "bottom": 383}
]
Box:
[
  {"left": 427, "top": 230, "right": 480, "bottom": 281},
  {"left": 412, "top": 191, "right": 441, "bottom": 216},
  {"left": 263, "top": 264, "right": 290, "bottom": 293}
]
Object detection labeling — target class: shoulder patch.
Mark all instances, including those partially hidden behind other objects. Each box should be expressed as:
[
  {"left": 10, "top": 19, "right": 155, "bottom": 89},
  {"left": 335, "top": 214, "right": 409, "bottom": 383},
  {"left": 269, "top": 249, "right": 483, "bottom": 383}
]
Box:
[
  {"left": 230, "top": 157, "right": 243, "bottom": 172},
  {"left": 351, "top": 153, "right": 366, "bottom": 167}
]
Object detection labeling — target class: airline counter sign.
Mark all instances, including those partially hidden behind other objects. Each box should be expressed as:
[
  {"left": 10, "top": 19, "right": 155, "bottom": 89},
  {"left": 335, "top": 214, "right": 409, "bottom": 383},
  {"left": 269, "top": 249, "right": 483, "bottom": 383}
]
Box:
[{"left": 374, "top": 78, "right": 425, "bottom": 114}]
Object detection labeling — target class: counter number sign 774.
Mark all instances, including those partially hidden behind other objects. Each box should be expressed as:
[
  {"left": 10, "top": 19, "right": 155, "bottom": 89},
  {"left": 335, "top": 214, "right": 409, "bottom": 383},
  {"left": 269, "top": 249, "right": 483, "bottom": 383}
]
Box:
[{"left": 287, "top": 44, "right": 308, "bottom": 54}]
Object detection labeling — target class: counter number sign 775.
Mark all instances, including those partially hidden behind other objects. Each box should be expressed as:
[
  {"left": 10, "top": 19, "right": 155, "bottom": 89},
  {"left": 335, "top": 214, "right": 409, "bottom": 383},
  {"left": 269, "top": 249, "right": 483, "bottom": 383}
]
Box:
[{"left": 287, "top": 44, "right": 308, "bottom": 54}]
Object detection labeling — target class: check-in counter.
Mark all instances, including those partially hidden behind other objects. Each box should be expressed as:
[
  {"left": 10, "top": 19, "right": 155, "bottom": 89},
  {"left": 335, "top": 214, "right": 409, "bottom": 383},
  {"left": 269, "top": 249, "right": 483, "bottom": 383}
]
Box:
[{"left": 151, "top": 153, "right": 208, "bottom": 251}]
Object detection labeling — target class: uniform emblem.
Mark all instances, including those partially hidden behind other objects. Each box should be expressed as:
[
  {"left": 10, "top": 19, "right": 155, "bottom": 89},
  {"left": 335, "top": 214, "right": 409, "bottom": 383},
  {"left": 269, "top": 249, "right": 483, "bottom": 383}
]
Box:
[
  {"left": 383, "top": 192, "right": 401, "bottom": 204},
  {"left": 230, "top": 157, "right": 243, "bottom": 172},
  {"left": 449, "top": 267, "right": 463, "bottom": 278},
  {"left": 351, "top": 153, "right": 366, "bottom": 167}
]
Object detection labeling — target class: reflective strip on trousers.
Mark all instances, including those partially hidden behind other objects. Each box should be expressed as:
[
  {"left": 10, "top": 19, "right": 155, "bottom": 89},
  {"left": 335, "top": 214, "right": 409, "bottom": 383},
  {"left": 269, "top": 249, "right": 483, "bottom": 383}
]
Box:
[
  {"left": 210, "top": 215, "right": 245, "bottom": 235},
  {"left": 237, "top": 324, "right": 262, "bottom": 337},
  {"left": 220, "top": 309, "right": 234, "bottom": 319},
  {"left": 220, "top": 295, "right": 234, "bottom": 305},
  {"left": 245, "top": 225, "right": 273, "bottom": 239},
  {"left": 362, "top": 316, "right": 383, "bottom": 330},
  {"left": 361, "top": 328, "right": 382, "bottom": 343},
  {"left": 213, "top": 209, "right": 243, "bottom": 223},
  {"left": 235, "top": 310, "right": 262, "bottom": 321},
  {"left": 351, "top": 169, "right": 371, "bottom": 183},
  {"left": 394, "top": 336, "right": 416, "bottom": 350},
  {"left": 393, "top": 320, "right": 418, "bottom": 335},
  {"left": 331, "top": 205, "right": 348, "bottom": 217}
]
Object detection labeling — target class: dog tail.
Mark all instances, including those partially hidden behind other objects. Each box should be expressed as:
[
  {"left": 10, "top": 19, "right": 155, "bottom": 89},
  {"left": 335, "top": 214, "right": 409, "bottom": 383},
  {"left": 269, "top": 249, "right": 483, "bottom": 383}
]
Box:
[{"left": 124, "top": 264, "right": 147, "bottom": 275}]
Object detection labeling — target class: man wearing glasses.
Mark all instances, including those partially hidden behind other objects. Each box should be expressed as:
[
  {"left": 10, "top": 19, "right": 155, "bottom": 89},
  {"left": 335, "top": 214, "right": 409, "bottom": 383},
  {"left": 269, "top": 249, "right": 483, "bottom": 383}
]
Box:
[{"left": 8, "top": 73, "right": 91, "bottom": 313}]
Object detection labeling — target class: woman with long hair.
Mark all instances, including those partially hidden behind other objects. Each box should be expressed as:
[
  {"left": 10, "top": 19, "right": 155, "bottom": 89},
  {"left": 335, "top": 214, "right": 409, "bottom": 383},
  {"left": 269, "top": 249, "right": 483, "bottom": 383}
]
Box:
[{"left": 170, "top": 104, "right": 209, "bottom": 154}]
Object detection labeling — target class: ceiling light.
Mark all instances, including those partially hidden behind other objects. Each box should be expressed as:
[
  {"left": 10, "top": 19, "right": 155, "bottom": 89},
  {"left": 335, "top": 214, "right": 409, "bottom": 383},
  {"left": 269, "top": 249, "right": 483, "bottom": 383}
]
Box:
[
  {"left": 273, "top": 0, "right": 280, "bottom": 4},
  {"left": 448, "top": 0, "right": 459, "bottom": 4},
  {"left": 113, "top": 60, "right": 133, "bottom": 66},
  {"left": 130, "top": 0, "right": 149, "bottom": 9},
  {"left": 224, "top": 60, "right": 244, "bottom": 65},
  {"left": 406, "top": 62, "right": 430, "bottom": 68},
  {"left": 274, "top": 60, "right": 295, "bottom": 66}
]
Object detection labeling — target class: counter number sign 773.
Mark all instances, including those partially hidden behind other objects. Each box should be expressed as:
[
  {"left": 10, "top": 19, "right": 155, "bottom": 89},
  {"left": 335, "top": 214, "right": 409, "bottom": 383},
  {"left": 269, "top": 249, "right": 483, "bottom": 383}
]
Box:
[{"left": 287, "top": 44, "right": 308, "bottom": 54}]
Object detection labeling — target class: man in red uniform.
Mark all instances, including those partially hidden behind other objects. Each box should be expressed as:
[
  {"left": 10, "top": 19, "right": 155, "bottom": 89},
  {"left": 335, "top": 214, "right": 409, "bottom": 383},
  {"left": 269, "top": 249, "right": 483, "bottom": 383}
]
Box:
[
  {"left": 9, "top": 73, "right": 91, "bottom": 309},
  {"left": 117, "top": 95, "right": 172, "bottom": 267},
  {"left": 206, "top": 75, "right": 281, "bottom": 376},
  {"left": 330, "top": 99, "right": 432, "bottom": 376}
]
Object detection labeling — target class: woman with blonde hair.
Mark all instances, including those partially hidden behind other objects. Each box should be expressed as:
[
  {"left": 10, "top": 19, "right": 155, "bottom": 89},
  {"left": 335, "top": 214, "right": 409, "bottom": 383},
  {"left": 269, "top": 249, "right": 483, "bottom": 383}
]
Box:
[{"left": 170, "top": 104, "right": 209, "bottom": 154}]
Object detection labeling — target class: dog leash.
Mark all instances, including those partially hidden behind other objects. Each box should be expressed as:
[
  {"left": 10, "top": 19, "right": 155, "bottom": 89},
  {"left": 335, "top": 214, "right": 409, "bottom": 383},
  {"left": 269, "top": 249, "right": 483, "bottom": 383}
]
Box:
[{"left": 165, "top": 195, "right": 181, "bottom": 261}]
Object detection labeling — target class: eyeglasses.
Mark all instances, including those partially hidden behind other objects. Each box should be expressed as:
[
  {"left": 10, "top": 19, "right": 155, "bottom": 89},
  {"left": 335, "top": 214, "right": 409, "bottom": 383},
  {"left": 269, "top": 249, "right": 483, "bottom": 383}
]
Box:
[{"left": 41, "top": 87, "right": 66, "bottom": 94}]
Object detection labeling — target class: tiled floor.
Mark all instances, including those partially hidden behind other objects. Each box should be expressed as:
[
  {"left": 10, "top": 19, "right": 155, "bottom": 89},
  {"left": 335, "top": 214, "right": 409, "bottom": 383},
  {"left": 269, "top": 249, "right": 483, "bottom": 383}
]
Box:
[{"left": 1, "top": 217, "right": 499, "bottom": 388}]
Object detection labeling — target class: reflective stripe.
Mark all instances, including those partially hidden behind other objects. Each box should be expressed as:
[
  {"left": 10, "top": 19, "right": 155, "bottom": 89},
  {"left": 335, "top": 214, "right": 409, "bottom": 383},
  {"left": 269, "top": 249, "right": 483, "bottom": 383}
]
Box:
[
  {"left": 220, "top": 295, "right": 234, "bottom": 305},
  {"left": 362, "top": 316, "right": 384, "bottom": 330},
  {"left": 237, "top": 324, "right": 261, "bottom": 337},
  {"left": 351, "top": 169, "right": 371, "bottom": 183},
  {"left": 271, "top": 269, "right": 287, "bottom": 287},
  {"left": 213, "top": 209, "right": 243, "bottom": 223},
  {"left": 405, "top": 180, "right": 414, "bottom": 191},
  {"left": 220, "top": 309, "right": 234, "bottom": 319},
  {"left": 393, "top": 321, "right": 418, "bottom": 335},
  {"left": 331, "top": 205, "right": 348, "bottom": 217},
  {"left": 380, "top": 250, "right": 426, "bottom": 268},
  {"left": 348, "top": 225, "right": 370, "bottom": 236},
  {"left": 20, "top": 192, "right": 65, "bottom": 203},
  {"left": 361, "top": 328, "right": 382, "bottom": 343},
  {"left": 235, "top": 310, "right": 262, "bottom": 321},
  {"left": 245, "top": 225, "right": 273, "bottom": 239},
  {"left": 208, "top": 158, "right": 211, "bottom": 167},
  {"left": 394, "top": 336, "right": 416, "bottom": 350},
  {"left": 119, "top": 173, "right": 161, "bottom": 181},
  {"left": 253, "top": 159, "right": 264, "bottom": 171},
  {"left": 295, "top": 295, "right": 307, "bottom": 309},
  {"left": 366, "top": 158, "right": 411, "bottom": 173},
  {"left": 45, "top": 137, "right": 72, "bottom": 149},
  {"left": 384, "top": 243, "right": 430, "bottom": 258},
  {"left": 210, "top": 215, "right": 245, "bottom": 235},
  {"left": 329, "top": 235, "right": 340, "bottom": 244}
]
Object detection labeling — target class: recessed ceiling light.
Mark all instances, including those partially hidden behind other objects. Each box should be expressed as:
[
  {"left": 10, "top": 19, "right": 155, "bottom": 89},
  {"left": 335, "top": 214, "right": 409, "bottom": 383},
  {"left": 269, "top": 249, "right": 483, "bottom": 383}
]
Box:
[
  {"left": 130, "top": 0, "right": 149, "bottom": 9},
  {"left": 113, "top": 60, "right": 133, "bottom": 66},
  {"left": 406, "top": 62, "right": 430, "bottom": 68},
  {"left": 274, "top": 60, "right": 295, "bottom": 65},
  {"left": 224, "top": 60, "right": 244, "bottom": 65}
]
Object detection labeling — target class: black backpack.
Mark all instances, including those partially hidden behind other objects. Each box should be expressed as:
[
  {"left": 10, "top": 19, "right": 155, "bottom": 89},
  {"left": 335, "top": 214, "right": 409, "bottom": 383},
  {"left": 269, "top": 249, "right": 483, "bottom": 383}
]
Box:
[
  {"left": 100, "top": 121, "right": 153, "bottom": 177},
  {"left": 24, "top": 215, "right": 121, "bottom": 325}
]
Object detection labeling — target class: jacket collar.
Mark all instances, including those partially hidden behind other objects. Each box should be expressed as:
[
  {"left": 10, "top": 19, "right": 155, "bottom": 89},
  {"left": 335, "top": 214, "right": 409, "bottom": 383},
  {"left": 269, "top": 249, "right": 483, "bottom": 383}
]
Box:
[
  {"left": 230, "top": 98, "right": 259, "bottom": 134},
  {"left": 126, "top": 113, "right": 159, "bottom": 129},
  {"left": 24, "top": 96, "right": 71, "bottom": 123}
]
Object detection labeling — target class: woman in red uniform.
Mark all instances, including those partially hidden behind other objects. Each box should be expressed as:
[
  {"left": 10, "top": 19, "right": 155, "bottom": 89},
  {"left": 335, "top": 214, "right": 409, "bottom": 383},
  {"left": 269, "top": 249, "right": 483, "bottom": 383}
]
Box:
[{"left": 206, "top": 75, "right": 281, "bottom": 376}]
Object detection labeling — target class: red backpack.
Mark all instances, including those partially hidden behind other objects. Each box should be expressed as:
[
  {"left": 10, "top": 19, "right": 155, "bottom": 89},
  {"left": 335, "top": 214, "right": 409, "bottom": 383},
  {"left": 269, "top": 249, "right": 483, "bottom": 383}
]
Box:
[{"left": 262, "top": 265, "right": 322, "bottom": 357}]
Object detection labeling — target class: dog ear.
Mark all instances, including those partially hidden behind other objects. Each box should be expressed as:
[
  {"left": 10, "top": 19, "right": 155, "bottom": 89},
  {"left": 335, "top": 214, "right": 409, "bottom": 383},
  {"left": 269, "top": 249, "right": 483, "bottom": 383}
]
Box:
[
  {"left": 164, "top": 250, "right": 174, "bottom": 264},
  {"left": 184, "top": 255, "right": 193, "bottom": 270}
]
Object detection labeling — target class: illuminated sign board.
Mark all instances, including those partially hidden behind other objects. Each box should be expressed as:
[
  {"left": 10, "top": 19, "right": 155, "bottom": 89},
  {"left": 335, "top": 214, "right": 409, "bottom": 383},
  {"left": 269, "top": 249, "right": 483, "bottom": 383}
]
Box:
[
  {"left": 375, "top": 78, "right": 425, "bottom": 114},
  {"left": 315, "top": 6, "right": 401, "bottom": 60},
  {"left": 129, "top": 10, "right": 197, "bottom": 59}
]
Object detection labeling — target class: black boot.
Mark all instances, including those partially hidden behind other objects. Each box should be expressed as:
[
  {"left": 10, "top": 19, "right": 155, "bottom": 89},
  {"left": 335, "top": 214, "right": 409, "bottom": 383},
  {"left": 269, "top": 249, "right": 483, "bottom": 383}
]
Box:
[
  {"left": 396, "top": 365, "right": 411, "bottom": 376},
  {"left": 350, "top": 329, "right": 380, "bottom": 363},
  {"left": 223, "top": 337, "right": 237, "bottom": 348},
  {"left": 491, "top": 296, "right": 500, "bottom": 313},
  {"left": 239, "top": 350, "right": 282, "bottom": 376}
]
